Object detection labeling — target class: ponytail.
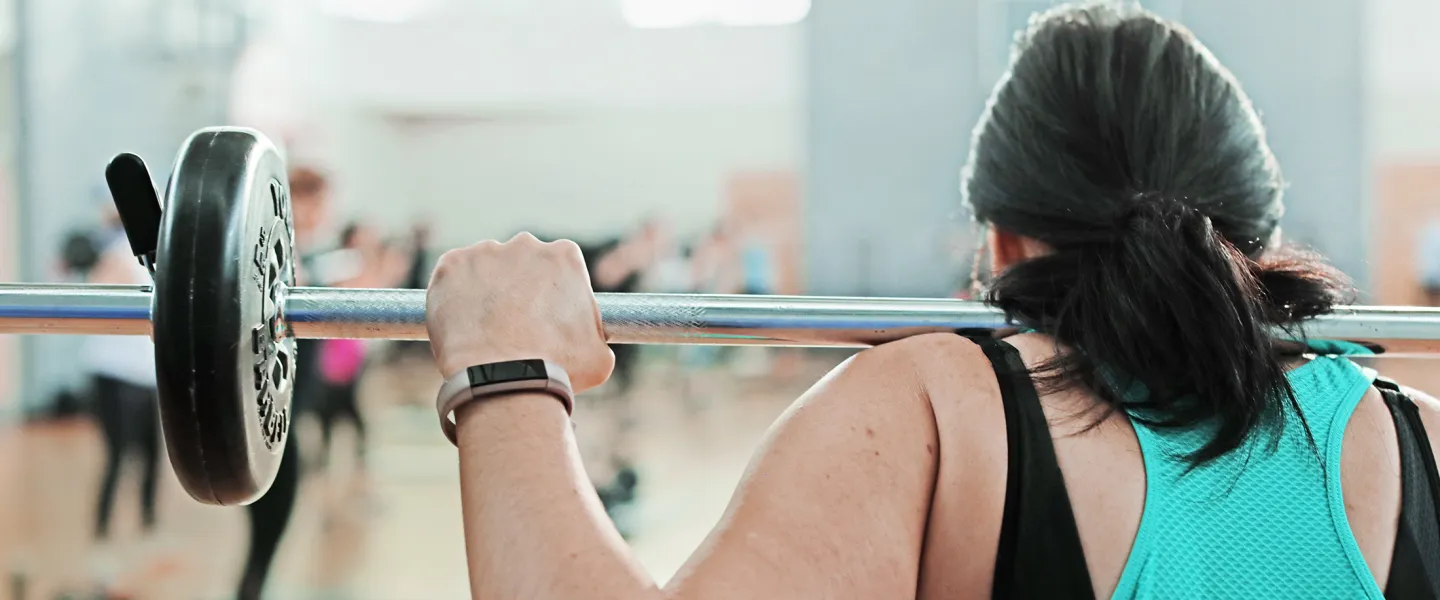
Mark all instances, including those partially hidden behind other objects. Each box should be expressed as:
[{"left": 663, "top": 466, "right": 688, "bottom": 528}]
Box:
[{"left": 985, "top": 196, "right": 1350, "bottom": 463}]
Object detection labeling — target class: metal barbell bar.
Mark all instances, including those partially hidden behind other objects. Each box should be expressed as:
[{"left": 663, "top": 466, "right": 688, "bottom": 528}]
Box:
[
  {"left": 31, "top": 125, "right": 1440, "bottom": 508},
  {"left": 4, "top": 283, "right": 1440, "bottom": 354}
]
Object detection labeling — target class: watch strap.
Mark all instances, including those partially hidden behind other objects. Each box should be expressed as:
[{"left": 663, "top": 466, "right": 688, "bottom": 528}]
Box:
[{"left": 436, "top": 359, "right": 573, "bottom": 445}]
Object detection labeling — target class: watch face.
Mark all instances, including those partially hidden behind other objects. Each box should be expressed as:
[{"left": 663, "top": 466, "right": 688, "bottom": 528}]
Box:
[{"left": 468, "top": 360, "right": 549, "bottom": 386}]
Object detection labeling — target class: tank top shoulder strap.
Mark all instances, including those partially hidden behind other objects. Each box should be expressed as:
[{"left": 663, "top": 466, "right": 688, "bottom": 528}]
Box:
[
  {"left": 1373, "top": 377, "right": 1440, "bottom": 599},
  {"left": 964, "top": 335, "right": 1095, "bottom": 599}
]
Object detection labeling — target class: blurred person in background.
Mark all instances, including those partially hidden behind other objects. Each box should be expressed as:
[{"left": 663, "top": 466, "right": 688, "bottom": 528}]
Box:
[
  {"left": 641, "top": 218, "right": 693, "bottom": 295},
  {"left": 55, "top": 187, "right": 120, "bottom": 282},
  {"left": 314, "top": 220, "right": 414, "bottom": 472},
  {"left": 733, "top": 231, "right": 779, "bottom": 378},
  {"left": 238, "top": 164, "right": 332, "bottom": 600},
  {"left": 568, "top": 220, "right": 668, "bottom": 535},
  {"left": 636, "top": 219, "right": 694, "bottom": 386},
  {"left": 1421, "top": 219, "right": 1440, "bottom": 306},
  {"left": 403, "top": 221, "right": 434, "bottom": 290},
  {"left": 692, "top": 225, "right": 741, "bottom": 295},
  {"left": 679, "top": 227, "right": 743, "bottom": 352},
  {"left": 47, "top": 203, "right": 112, "bottom": 419},
  {"left": 57, "top": 228, "right": 103, "bottom": 282},
  {"left": 83, "top": 204, "right": 163, "bottom": 578},
  {"left": 677, "top": 226, "right": 739, "bottom": 381},
  {"left": 739, "top": 232, "right": 775, "bottom": 297},
  {"left": 384, "top": 220, "right": 437, "bottom": 365}
]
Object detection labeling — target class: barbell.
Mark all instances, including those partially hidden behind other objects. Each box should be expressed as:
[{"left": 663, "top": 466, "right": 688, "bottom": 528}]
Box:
[{"left": 4, "top": 126, "right": 1440, "bottom": 507}]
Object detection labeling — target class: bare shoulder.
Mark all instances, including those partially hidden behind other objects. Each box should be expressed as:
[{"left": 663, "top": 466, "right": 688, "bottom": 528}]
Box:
[
  {"left": 793, "top": 333, "right": 979, "bottom": 418},
  {"left": 1400, "top": 384, "right": 1440, "bottom": 413},
  {"left": 851, "top": 333, "right": 993, "bottom": 392},
  {"left": 808, "top": 333, "right": 1000, "bottom": 451},
  {"left": 662, "top": 336, "right": 959, "bottom": 598},
  {"left": 1397, "top": 384, "right": 1440, "bottom": 454},
  {"left": 848, "top": 333, "right": 1005, "bottom": 442}
]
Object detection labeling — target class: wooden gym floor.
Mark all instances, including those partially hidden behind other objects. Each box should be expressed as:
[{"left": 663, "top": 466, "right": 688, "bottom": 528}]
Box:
[{"left": 0, "top": 347, "right": 836, "bottom": 600}]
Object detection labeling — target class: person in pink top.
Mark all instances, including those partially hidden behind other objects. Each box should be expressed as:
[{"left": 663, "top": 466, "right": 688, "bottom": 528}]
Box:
[
  {"left": 315, "top": 221, "right": 413, "bottom": 471},
  {"left": 320, "top": 337, "right": 367, "bottom": 385}
]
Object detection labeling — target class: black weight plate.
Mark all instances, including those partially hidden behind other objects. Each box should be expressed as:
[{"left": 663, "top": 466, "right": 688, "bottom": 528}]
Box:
[{"left": 154, "top": 128, "right": 296, "bottom": 506}]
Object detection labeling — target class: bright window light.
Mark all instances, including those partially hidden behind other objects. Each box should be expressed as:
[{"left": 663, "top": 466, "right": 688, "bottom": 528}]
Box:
[
  {"left": 621, "top": 0, "right": 810, "bottom": 28},
  {"left": 320, "top": 0, "right": 441, "bottom": 23}
]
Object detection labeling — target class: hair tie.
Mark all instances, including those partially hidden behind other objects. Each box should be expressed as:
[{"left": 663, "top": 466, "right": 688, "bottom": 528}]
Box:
[{"left": 1115, "top": 192, "right": 1197, "bottom": 232}]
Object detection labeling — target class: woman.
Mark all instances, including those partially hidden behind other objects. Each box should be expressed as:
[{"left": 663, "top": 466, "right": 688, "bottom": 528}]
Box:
[
  {"left": 575, "top": 224, "right": 662, "bottom": 534},
  {"left": 425, "top": 4, "right": 1440, "bottom": 599},
  {"left": 1421, "top": 221, "right": 1440, "bottom": 306},
  {"left": 239, "top": 165, "right": 333, "bottom": 600},
  {"left": 315, "top": 221, "right": 412, "bottom": 470},
  {"left": 85, "top": 215, "right": 162, "bottom": 541}
]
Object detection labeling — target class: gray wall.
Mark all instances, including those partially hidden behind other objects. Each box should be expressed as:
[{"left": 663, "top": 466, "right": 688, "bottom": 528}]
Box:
[
  {"left": 804, "top": 0, "right": 984, "bottom": 297},
  {"left": 1182, "top": 0, "right": 1370, "bottom": 292},
  {"left": 14, "top": 0, "right": 243, "bottom": 411},
  {"left": 805, "top": 0, "right": 1368, "bottom": 296}
]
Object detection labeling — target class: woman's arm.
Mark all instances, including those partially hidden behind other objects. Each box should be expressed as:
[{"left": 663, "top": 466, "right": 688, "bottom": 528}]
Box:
[
  {"left": 661, "top": 338, "right": 941, "bottom": 599},
  {"left": 428, "top": 235, "right": 942, "bottom": 600},
  {"left": 453, "top": 393, "right": 655, "bottom": 600},
  {"left": 451, "top": 340, "right": 941, "bottom": 600}
]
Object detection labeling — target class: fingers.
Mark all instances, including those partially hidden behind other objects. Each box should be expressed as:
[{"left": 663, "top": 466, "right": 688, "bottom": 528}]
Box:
[
  {"left": 507, "top": 231, "right": 540, "bottom": 245},
  {"left": 505, "top": 232, "right": 583, "bottom": 257},
  {"left": 425, "top": 231, "right": 611, "bottom": 391}
]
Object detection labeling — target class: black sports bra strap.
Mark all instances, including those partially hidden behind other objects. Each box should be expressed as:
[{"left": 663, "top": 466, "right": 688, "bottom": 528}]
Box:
[
  {"left": 966, "top": 335, "right": 1095, "bottom": 600},
  {"left": 1374, "top": 378, "right": 1440, "bottom": 599}
]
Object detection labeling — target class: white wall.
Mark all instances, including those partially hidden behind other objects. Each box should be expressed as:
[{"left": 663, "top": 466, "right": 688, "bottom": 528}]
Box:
[
  {"left": 1368, "top": 0, "right": 1440, "bottom": 97},
  {"left": 231, "top": 0, "right": 805, "bottom": 247},
  {"left": 311, "top": 20, "right": 801, "bottom": 112},
  {"left": 298, "top": 0, "right": 801, "bottom": 111},
  {"left": 1372, "top": 93, "right": 1440, "bottom": 162},
  {"left": 321, "top": 106, "right": 799, "bottom": 246},
  {"left": 1368, "top": 0, "right": 1440, "bottom": 161}
]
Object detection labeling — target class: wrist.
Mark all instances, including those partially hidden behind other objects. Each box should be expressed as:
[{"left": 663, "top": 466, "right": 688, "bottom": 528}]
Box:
[
  {"left": 454, "top": 392, "right": 570, "bottom": 443},
  {"left": 439, "top": 347, "right": 552, "bottom": 379},
  {"left": 435, "top": 358, "right": 575, "bottom": 444}
]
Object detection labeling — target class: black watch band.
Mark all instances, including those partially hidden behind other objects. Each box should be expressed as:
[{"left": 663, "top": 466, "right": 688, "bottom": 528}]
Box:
[{"left": 435, "top": 359, "right": 574, "bottom": 445}]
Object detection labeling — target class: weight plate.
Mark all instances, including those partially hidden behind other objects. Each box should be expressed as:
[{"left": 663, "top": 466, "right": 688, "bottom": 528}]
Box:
[{"left": 154, "top": 127, "right": 295, "bottom": 506}]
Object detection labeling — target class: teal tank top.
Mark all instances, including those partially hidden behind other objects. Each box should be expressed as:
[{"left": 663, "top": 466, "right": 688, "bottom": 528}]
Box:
[{"left": 1112, "top": 340, "right": 1383, "bottom": 598}]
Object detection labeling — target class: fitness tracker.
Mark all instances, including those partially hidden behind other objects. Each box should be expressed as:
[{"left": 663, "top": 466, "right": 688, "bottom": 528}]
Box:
[{"left": 435, "top": 359, "right": 574, "bottom": 445}]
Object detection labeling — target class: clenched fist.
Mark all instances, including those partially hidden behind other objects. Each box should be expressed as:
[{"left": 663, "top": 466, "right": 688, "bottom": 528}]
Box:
[{"left": 426, "top": 232, "right": 615, "bottom": 392}]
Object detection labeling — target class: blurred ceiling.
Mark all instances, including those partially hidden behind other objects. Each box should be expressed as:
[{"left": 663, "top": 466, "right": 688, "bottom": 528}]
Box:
[
  {"left": 297, "top": 0, "right": 803, "bottom": 113},
  {"left": 0, "top": 0, "right": 1428, "bottom": 113},
  {"left": 293, "top": 0, "right": 1433, "bottom": 111}
]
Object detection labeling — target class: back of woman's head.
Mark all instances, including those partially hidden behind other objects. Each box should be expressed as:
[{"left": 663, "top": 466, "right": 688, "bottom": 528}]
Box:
[
  {"left": 962, "top": 2, "right": 1351, "bottom": 462},
  {"left": 289, "top": 166, "right": 329, "bottom": 199}
]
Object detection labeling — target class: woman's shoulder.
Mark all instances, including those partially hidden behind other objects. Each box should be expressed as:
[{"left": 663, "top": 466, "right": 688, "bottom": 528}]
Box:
[
  {"left": 1396, "top": 383, "right": 1440, "bottom": 455},
  {"left": 851, "top": 333, "right": 992, "bottom": 382},
  {"left": 1398, "top": 384, "right": 1440, "bottom": 411},
  {"left": 848, "top": 333, "right": 1007, "bottom": 420}
]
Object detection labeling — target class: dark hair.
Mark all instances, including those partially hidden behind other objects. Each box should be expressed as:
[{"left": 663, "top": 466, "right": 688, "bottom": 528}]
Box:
[
  {"left": 289, "top": 166, "right": 329, "bottom": 198},
  {"left": 61, "top": 229, "right": 102, "bottom": 274},
  {"left": 962, "top": 3, "right": 1352, "bottom": 462},
  {"left": 339, "top": 222, "right": 363, "bottom": 248}
]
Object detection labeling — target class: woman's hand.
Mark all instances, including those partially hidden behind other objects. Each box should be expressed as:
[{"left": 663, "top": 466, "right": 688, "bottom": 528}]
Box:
[{"left": 426, "top": 232, "right": 615, "bottom": 392}]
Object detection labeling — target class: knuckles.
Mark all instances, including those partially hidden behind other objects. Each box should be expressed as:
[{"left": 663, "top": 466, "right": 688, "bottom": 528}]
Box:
[
  {"left": 508, "top": 231, "right": 542, "bottom": 245},
  {"left": 551, "top": 239, "right": 585, "bottom": 266},
  {"left": 430, "top": 235, "right": 592, "bottom": 297},
  {"left": 429, "top": 250, "right": 462, "bottom": 280},
  {"left": 424, "top": 233, "right": 613, "bottom": 392}
]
